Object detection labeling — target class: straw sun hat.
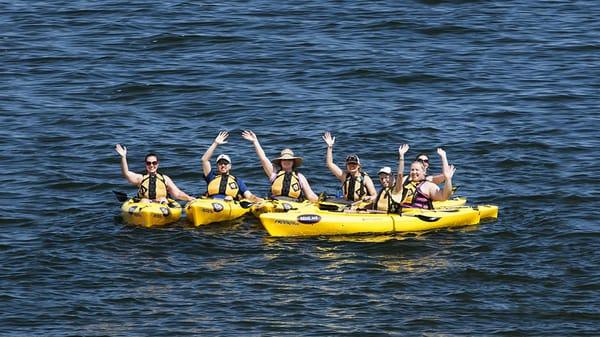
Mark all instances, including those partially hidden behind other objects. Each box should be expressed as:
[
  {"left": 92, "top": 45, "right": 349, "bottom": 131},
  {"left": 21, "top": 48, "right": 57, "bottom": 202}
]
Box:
[{"left": 271, "top": 148, "right": 303, "bottom": 167}]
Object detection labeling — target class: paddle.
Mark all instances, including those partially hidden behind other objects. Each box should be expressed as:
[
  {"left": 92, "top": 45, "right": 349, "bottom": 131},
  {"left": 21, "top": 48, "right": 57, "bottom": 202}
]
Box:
[{"left": 113, "top": 190, "right": 129, "bottom": 202}]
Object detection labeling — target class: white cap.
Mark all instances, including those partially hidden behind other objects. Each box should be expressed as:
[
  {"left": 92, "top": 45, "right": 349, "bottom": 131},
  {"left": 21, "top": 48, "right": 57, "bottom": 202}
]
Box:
[
  {"left": 216, "top": 154, "right": 231, "bottom": 164},
  {"left": 378, "top": 166, "right": 392, "bottom": 175}
]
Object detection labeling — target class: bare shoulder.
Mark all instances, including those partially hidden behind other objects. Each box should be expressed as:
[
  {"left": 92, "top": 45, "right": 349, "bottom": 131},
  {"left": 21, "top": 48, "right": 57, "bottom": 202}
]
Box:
[{"left": 162, "top": 174, "right": 175, "bottom": 184}]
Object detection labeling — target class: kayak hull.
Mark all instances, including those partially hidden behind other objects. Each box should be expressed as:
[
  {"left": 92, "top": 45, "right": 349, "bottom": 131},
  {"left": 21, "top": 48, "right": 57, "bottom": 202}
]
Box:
[
  {"left": 185, "top": 198, "right": 250, "bottom": 226},
  {"left": 120, "top": 199, "right": 182, "bottom": 228},
  {"left": 259, "top": 205, "right": 497, "bottom": 237},
  {"left": 476, "top": 204, "right": 499, "bottom": 220}
]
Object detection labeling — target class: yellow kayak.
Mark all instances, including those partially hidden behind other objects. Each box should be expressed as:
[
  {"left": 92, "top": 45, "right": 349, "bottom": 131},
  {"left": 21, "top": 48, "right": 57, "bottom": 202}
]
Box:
[
  {"left": 433, "top": 196, "right": 467, "bottom": 208},
  {"left": 120, "top": 198, "right": 182, "bottom": 228},
  {"left": 259, "top": 204, "right": 498, "bottom": 237},
  {"left": 476, "top": 204, "right": 499, "bottom": 219},
  {"left": 251, "top": 198, "right": 318, "bottom": 217},
  {"left": 258, "top": 196, "right": 468, "bottom": 213},
  {"left": 185, "top": 198, "right": 252, "bottom": 226}
]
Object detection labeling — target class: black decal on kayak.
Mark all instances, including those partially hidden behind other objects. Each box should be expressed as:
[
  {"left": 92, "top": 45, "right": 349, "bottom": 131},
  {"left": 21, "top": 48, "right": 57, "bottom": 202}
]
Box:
[
  {"left": 297, "top": 214, "right": 321, "bottom": 224},
  {"left": 275, "top": 219, "right": 297, "bottom": 225},
  {"left": 212, "top": 203, "right": 224, "bottom": 212},
  {"left": 416, "top": 215, "right": 441, "bottom": 222}
]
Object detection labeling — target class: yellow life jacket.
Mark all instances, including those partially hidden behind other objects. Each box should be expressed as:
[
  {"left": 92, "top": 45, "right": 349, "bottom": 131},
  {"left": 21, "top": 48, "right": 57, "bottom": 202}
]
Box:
[
  {"left": 401, "top": 180, "right": 433, "bottom": 209},
  {"left": 342, "top": 172, "right": 367, "bottom": 201},
  {"left": 374, "top": 187, "right": 400, "bottom": 213},
  {"left": 138, "top": 173, "right": 168, "bottom": 200},
  {"left": 207, "top": 173, "right": 240, "bottom": 198},
  {"left": 271, "top": 170, "right": 302, "bottom": 199}
]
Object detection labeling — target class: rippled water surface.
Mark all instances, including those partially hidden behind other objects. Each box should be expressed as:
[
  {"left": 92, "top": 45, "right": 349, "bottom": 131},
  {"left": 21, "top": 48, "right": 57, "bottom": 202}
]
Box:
[{"left": 1, "top": 1, "right": 599, "bottom": 336}]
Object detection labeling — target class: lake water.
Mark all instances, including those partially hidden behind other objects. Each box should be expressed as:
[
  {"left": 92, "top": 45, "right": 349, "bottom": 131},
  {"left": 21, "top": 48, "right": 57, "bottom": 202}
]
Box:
[{"left": 1, "top": 1, "right": 598, "bottom": 335}]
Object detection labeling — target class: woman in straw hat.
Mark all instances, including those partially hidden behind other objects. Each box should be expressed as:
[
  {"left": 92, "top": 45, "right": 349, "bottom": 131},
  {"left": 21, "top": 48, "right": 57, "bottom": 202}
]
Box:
[
  {"left": 322, "top": 131, "right": 377, "bottom": 202},
  {"left": 242, "top": 130, "right": 319, "bottom": 202}
]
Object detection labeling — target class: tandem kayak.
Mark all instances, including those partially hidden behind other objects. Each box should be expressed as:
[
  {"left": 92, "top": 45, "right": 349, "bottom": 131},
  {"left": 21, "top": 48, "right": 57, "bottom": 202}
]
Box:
[
  {"left": 120, "top": 198, "right": 182, "bottom": 228},
  {"left": 185, "top": 198, "right": 252, "bottom": 226},
  {"left": 259, "top": 204, "right": 498, "bottom": 237}
]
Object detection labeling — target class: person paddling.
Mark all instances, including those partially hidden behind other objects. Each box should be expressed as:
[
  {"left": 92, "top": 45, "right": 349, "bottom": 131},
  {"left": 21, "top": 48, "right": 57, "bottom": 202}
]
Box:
[
  {"left": 322, "top": 132, "right": 377, "bottom": 202},
  {"left": 115, "top": 144, "right": 194, "bottom": 203},
  {"left": 242, "top": 130, "right": 318, "bottom": 202},
  {"left": 201, "top": 131, "right": 261, "bottom": 202}
]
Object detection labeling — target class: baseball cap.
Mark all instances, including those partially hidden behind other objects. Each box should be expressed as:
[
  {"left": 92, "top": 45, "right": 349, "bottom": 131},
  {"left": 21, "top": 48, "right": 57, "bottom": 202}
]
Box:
[
  {"left": 378, "top": 166, "right": 392, "bottom": 175},
  {"left": 345, "top": 154, "right": 360, "bottom": 165},
  {"left": 216, "top": 154, "right": 231, "bottom": 164}
]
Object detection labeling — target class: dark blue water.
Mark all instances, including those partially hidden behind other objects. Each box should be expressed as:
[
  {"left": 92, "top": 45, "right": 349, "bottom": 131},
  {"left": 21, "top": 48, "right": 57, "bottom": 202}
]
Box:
[{"left": 2, "top": 1, "right": 599, "bottom": 335}]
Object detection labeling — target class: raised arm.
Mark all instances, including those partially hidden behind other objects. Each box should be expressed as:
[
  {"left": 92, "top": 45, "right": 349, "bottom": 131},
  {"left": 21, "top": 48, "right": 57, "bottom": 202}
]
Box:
[
  {"left": 428, "top": 148, "right": 455, "bottom": 201},
  {"left": 322, "top": 132, "right": 345, "bottom": 182},
  {"left": 201, "top": 131, "right": 229, "bottom": 176},
  {"left": 242, "top": 130, "right": 274, "bottom": 177},
  {"left": 393, "top": 144, "right": 409, "bottom": 194},
  {"left": 164, "top": 176, "right": 195, "bottom": 201},
  {"left": 115, "top": 144, "right": 142, "bottom": 186}
]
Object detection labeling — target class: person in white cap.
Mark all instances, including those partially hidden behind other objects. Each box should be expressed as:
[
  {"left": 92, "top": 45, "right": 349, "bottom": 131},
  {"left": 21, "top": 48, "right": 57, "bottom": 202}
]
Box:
[
  {"left": 322, "top": 132, "right": 377, "bottom": 202},
  {"left": 115, "top": 144, "right": 195, "bottom": 203},
  {"left": 200, "top": 131, "right": 261, "bottom": 202},
  {"left": 242, "top": 130, "right": 318, "bottom": 202},
  {"left": 372, "top": 144, "right": 409, "bottom": 213}
]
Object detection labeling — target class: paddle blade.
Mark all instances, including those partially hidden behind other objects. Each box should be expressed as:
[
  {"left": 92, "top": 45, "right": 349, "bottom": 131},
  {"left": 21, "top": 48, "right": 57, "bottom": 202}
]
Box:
[{"left": 113, "top": 190, "right": 129, "bottom": 202}]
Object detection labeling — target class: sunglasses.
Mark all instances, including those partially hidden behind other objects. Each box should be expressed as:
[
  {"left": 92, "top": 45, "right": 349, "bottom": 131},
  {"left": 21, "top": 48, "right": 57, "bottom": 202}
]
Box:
[
  {"left": 217, "top": 161, "right": 230, "bottom": 165},
  {"left": 145, "top": 161, "right": 158, "bottom": 166},
  {"left": 418, "top": 158, "right": 429, "bottom": 163}
]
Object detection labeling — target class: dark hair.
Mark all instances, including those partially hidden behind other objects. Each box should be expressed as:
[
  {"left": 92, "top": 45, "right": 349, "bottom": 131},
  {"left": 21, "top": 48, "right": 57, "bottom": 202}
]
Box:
[
  {"left": 145, "top": 153, "right": 159, "bottom": 162},
  {"left": 412, "top": 160, "right": 426, "bottom": 170},
  {"left": 415, "top": 153, "right": 429, "bottom": 161}
]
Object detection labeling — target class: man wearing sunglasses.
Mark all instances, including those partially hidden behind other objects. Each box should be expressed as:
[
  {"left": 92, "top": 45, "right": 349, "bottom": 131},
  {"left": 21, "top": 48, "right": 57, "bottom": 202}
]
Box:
[
  {"left": 201, "top": 131, "right": 262, "bottom": 202},
  {"left": 115, "top": 144, "right": 195, "bottom": 203}
]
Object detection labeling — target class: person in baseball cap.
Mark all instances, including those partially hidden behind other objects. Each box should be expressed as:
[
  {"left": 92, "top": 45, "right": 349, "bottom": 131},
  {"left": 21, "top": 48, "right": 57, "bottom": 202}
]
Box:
[
  {"left": 372, "top": 144, "right": 410, "bottom": 213},
  {"left": 322, "top": 132, "right": 377, "bottom": 202},
  {"left": 200, "top": 131, "right": 261, "bottom": 202}
]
